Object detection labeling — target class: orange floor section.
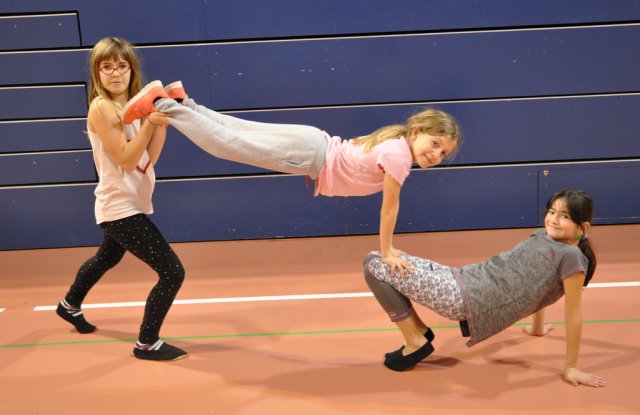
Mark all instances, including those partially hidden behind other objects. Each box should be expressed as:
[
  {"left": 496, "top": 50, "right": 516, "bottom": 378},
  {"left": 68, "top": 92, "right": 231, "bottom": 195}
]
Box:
[{"left": 1, "top": 225, "right": 639, "bottom": 414}]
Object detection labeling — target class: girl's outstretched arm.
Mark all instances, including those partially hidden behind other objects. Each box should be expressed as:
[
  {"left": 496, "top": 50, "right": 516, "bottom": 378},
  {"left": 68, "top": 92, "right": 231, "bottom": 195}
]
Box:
[
  {"left": 562, "top": 272, "right": 607, "bottom": 387},
  {"left": 379, "top": 173, "right": 412, "bottom": 276}
]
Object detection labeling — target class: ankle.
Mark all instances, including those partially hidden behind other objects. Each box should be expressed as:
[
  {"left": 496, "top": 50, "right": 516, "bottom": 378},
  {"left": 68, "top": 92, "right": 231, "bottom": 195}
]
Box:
[
  {"left": 417, "top": 324, "right": 429, "bottom": 333},
  {"left": 133, "top": 340, "right": 187, "bottom": 361},
  {"left": 135, "top": 339, "right": 160, "bottom": 350},
  {"left": 404, "top": 336, "right": 427, "bottom": 352},
  {"left": 60, "top": 298, "right": 79, "bottom": 311}
]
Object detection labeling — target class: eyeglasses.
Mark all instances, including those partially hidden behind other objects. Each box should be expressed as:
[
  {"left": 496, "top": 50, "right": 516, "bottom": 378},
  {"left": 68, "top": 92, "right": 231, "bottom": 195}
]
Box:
[{"left": 99, "top": 63, "right": 131, "bottom": 75}]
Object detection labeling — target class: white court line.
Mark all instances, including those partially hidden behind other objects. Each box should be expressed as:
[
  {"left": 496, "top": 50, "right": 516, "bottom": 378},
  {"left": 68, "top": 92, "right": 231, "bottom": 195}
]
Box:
[
  {"left": 588, "top": 282, "right": 640, "bottom": 288},
  {"left": 33, "top": 292, "right": 375, "bottom": 311},
  {"left": 0, "top": 308, "right": 5, "bottom": 314},
  {"left": 31, "top": 281, "right": 640, "bottom": 312}
]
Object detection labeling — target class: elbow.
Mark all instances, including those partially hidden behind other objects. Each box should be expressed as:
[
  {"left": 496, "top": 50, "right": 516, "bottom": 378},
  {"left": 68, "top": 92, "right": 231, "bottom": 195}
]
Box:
[
  {"left": 380, "top": 206, "right": 399, "bottom": 217},
  {"left": 120, "top": 160, "right": 138, "bottom": 172}
]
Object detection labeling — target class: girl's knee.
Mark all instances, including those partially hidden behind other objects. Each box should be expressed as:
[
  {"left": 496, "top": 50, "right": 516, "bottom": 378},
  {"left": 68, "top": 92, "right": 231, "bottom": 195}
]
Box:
[
  {"left": 363, "top": 253, "right": 387, "bottom": 286},
  {"left": 95, "top": 249, "right": 125, "bottom": 271},
  {"left": 363, "top": 251, "right": 381, "bottom": 268},
  {"left": 157, "top": 258, "right": 185, "bottom": 285},
  {"left": 171, "top": 261, "right": 186, "bottom": 285}
]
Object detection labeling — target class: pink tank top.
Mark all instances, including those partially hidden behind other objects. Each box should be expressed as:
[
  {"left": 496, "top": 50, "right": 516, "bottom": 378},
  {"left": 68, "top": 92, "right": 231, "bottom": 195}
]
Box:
[{"left": 88, "top": 119, "right": 155, "bottom": 224}]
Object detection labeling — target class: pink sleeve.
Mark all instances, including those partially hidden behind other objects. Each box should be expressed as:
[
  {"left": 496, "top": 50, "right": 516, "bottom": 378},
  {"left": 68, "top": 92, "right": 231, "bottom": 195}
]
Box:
[{"left": 376, "top": 140, "right": 412, "bottom": 185}]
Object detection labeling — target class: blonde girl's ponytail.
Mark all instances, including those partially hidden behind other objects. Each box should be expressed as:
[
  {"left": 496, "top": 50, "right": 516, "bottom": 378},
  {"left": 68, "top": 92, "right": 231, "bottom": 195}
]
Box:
[{"left": 351, "top": 108, "right": 462, "bottom": 155}]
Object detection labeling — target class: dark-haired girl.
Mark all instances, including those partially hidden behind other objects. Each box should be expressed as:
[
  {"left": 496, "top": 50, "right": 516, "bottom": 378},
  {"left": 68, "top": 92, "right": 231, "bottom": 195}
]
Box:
[{"left": 364, "top": 188, "right": 606, "bottom": 387}]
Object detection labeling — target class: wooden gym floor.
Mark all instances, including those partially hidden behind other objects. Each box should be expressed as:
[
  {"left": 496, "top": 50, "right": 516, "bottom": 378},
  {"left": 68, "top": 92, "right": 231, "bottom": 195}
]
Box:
[{"left": 0, "top": 225, "right": 638, "bottom": 414}]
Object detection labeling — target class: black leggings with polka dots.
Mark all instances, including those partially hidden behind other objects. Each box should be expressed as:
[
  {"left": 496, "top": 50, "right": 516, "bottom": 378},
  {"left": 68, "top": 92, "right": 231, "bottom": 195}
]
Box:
[{"left": 64, "top": 214, "right": 185, "bottom": 344}]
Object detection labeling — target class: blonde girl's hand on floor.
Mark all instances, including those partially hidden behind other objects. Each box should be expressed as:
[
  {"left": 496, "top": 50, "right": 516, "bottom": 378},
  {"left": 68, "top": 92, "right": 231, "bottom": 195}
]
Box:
[{"left": 563, "top": 367, "right": 607, "bottom": 388}]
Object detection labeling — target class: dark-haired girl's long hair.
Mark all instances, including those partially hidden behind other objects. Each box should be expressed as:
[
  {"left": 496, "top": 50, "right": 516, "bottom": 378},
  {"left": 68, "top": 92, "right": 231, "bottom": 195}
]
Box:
[{"left": 546, "top": 188, "right": 597, "bottom": 286}]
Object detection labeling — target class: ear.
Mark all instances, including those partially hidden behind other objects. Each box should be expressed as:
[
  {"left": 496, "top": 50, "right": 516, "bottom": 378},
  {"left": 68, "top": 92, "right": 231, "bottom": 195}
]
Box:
[
  {"left": 408, "top": 128, "right": 419, "bottom": 141},
  {"left": 581, "top": 222, "right": 591, "bottom": 236}
]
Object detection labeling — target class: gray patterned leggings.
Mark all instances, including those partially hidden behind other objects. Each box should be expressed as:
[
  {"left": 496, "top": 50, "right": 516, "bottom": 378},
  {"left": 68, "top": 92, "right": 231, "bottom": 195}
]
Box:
[{"left": 363, "top": 252, "right": 467, "bottom": 322}]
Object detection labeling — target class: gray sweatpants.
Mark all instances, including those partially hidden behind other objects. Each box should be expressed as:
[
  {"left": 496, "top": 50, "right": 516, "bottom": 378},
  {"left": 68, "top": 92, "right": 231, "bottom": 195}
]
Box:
[
  {"left": 363, "top": 252, "right": 467, "bottom": 322},
  {"left": 155, "top": 98, "right": 328, "bottom": 179}
]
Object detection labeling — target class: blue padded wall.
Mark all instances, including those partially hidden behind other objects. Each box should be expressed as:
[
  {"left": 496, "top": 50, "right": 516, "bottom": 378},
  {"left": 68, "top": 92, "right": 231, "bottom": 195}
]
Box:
[
  {"left": 0, "top": 13, "right": 80, "bottom": 50},
  {"left": 1, "top": 1, "right": 639, "bottom": 250}
]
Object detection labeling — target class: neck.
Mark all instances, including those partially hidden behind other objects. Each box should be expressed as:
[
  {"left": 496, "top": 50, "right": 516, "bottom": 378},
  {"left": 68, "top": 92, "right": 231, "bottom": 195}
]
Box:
[{"left": 110, "top": 92, "right": 128, "bottom": 106}]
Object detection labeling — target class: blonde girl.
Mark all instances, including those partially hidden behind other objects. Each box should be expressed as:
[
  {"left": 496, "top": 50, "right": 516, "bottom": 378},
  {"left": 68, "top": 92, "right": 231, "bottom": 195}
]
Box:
[{"left": 122, "top": 81, "right": 462, "bottom": 272}]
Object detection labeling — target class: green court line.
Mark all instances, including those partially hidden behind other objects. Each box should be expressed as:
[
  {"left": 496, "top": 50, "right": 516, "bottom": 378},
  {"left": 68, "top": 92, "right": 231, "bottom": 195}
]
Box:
[{"left": 1, "top": 318, "right": 638, "bottom": 349}]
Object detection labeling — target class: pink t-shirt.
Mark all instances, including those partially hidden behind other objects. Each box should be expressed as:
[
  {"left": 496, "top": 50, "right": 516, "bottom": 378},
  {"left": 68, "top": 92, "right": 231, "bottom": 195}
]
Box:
[{"left": 315, "top": 136, "right": 413, "bottom": 196}]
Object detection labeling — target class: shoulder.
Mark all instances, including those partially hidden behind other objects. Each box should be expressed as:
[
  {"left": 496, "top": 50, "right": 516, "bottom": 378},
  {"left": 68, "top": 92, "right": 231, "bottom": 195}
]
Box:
[
  {"left": 88, "top": 97, "right": 108, "bottom": 121},
  {"left": 531, "top": 228, "right": 546, "bottom": 237},
  {"left": 554, "top": 243, "right": 588, "bottom": 278},
  {"left": 533, "top": 231, "right": 585, "bottom": 260},
  {"left": 89, "top": 97, "right": 124, "bottom": 119},
  {"left": 374, "top": 138, "right": 412, "bottom": 160},
  {"left": 378, "top": 137, "right": 410, "bottom": 151},
  {"left": 88, "top": 98, "right": 122, "bottom": 131},
  {"left": 563, "top": 244, "right": 586, "bottom": 260}
]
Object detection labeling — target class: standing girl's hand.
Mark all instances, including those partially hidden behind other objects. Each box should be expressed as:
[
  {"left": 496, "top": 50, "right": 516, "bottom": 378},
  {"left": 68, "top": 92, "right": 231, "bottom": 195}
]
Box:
[
  {"left": 563, "top": 368, "right": 607, "bottom": 388},
  {"left": 147, "top": 112, "right": 170, "bottom": 127}
]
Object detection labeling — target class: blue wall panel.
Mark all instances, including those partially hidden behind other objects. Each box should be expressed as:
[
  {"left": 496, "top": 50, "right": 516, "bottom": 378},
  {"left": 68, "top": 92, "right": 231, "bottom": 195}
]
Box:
[
  {"left": 398, "top": 167, "right": 539, "bottom": 231},
  {"left": 448, "top": 94, "right": 640, "bottom": 165},
  {"left": 0, "top": 151, "right": 95, "bottom": 185},
  {"left": 206, "top": 25, "right": 640, "bottom": 109},
  {"left": 0, "top": 184, "right": 100, "bottom": 250},
  {"left": 0, "top": 85, "right": 86, "bottom": 120},
  {"left": 0, "top": 51, "right": 87, "bottom": 85},
  {"left": 3, "top": 1, "right": 640, "bottom": 46},
  {"left": 0, "top": 1, "right": 207, "bottom": 46},
  {"left": 0, "top": 13, "right": 80, "bottom": 51},
  {"left": 539, "top": 164, "right": 640, "bottom": 224},
  {"left": 0, "top": 119, "right": 88, "bottom": 152},
  {"left": 202, "top": 0, "right": 640, "bottom": 40}
]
